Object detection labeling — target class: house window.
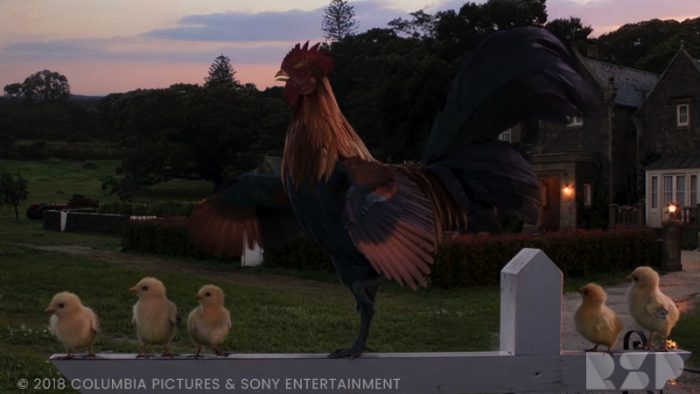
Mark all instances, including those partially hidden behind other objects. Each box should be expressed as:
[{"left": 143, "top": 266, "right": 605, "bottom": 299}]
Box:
[
  {"left": 663, "top": 175, "right": 673, "bottom": 207},
  {"left": 677, "top": 175, "right": 685, "bottom": 207},
  {"left": 691, "top": 175, "right": 697, "bottom": 207},
  {"left": 498, "top": 128, "right": 512, "bottom": 143},
  {"left": 566, "top": 116, "right": 583, "bottom": 127},
  {"left": 677, "top": 103, "right": 689, "bottom": 127},
  {"left": 583, "top": 183, "right": 592, "bottom": 207},
  {"left": 651, "top": 176, "right": 658, "bottom": 209}
]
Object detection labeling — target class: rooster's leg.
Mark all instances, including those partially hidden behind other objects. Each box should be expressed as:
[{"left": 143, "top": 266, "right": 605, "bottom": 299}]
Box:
[{"left": 329, "top": 277, "right": 384, "bottom": 359}]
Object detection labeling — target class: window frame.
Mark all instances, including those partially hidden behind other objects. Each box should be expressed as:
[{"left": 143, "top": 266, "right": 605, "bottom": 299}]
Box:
[{"left": 677, "top": 103, "right": 690, "bottom": 127}]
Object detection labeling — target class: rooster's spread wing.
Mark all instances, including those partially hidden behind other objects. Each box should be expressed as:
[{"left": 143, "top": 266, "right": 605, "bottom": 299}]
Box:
[
  {"left": 341, "top": 159, "right": 448, "bottom": 290},
  {"left": 188, "top": 172, "right": 301, "bottom": 257}
]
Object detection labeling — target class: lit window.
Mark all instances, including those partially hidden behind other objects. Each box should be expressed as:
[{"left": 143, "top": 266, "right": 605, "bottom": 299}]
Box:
[
  {"left": 663, "top": 175, "right": 673, "bottom": 207},
  {"left": 498, "top": 128, "right": 512, "bottom": 143},
  {"left": 651, "top": 176, "right": 658, "bottom": 209},
  {"left": 677, "top": 103, "right": 689, "bottom": 127},
  {"left": 583, "top": 183, "right": 592, "bottom": 207},
  {"left": 566, "top": 116, "right": 583, "bottom": 127}
]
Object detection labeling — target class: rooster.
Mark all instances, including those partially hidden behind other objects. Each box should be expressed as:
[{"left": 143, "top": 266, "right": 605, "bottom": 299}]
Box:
[{"left": 189, "top": 27, "right": 597, "bottom": 358}]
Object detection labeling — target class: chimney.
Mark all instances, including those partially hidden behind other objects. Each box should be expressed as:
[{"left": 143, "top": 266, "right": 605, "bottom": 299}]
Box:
[{"left": 587, "top": 45, "right": 599, "bottom": 59}]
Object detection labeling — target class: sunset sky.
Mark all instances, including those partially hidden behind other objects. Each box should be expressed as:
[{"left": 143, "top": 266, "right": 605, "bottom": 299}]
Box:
[{"left": 1, "top": 0, "right": 698, "bottom": 95}]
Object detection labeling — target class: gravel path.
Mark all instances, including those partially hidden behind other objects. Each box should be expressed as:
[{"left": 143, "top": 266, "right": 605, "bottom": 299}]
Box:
[{"left": 562, "top": 250, "right": 700, "bottom": 393}]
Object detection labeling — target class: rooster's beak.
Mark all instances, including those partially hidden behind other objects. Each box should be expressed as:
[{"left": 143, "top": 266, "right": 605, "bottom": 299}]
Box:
[{"left": 275, "top": 70, "right": 289, "bottom": 82}]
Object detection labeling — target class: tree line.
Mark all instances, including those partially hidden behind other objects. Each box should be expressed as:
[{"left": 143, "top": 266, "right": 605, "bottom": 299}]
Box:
[{"left": 1, "top": 0, "right": 698, "bottom": 200}]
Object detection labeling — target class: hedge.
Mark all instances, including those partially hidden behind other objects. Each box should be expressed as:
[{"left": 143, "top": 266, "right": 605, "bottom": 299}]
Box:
[
  {"left": 121, "top": 218, "right": 209, "bottom": 259},
  {"left": 100, "top": 201, "right": 195, "bottom": 217},
  {"left": 122, "top": 219, "right": 661, "bottom": 288},
  {"left": 432, "top": 229, "right": 661, "bottom": 288}
]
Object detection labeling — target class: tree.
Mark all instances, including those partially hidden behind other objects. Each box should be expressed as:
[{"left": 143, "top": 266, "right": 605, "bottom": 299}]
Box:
[
  {"left": 388, "top": 10, "right": 437, "bottom": 39},
  {"left": 205, "top": 55, "right": 241, "bottom": 89},
  {"left": 546, "top": 17, "right": 593, "bottom": 45},
  {"left": 3, "top": 83, "right": 22, "bottom": 98},
  {"left": 0, "top": 169, "right": 29, "bottom": 221},
  {"left": 322, "top": 0, "right": 359, "bottom": 41},
  {"left": 100, "top": 83, "right": 288, "bottom": 199},
  {"left": 21, "top": 70, "right": 71, "bottom": 102}
]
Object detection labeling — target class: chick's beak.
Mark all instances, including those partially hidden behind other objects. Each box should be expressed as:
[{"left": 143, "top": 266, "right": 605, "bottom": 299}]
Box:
[
  {"left": 624, "top": 275, "right": 633, "bottom": 282},
  {"left": 576, "top": 288, "right": 584, "bottom": 294},
  {"left": 196, "top": 294, "right": 203, "bottom": 300},
  {"left": 275, "top": 70, "right": 289, "bottom": 82},
  {"left": 129, "top": 286, "right": 138, "bottom": 293},
  {"left": 45, "top": 306, "right": 55, "bottom": 314}
]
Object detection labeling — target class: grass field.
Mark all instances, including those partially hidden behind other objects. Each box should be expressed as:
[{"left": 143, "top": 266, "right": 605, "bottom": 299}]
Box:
[
  {"left": 1, "top": 157, "right": 699, "bottom": 393},
  {"left": 0, "top": 241, "right": 500, "bottom": 393}
]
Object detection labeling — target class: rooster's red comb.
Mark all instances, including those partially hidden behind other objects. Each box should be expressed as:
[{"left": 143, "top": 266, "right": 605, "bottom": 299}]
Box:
[{"left": 281, "top": 41, "right": 334, "bottom": 76}]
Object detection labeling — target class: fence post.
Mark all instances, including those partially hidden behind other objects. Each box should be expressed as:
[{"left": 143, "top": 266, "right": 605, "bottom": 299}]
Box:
[
  {"left": 662, "top": 220, "right": 682, "bottom": 271},
  {"left": 500, "top": 248, "right": 562, "bottom": 355},
  {"left": 609, "top": 203, "right": 618, "bottom": 227},
  {"left": 635, "top": 202, "right": 645, "bottom": 226}
]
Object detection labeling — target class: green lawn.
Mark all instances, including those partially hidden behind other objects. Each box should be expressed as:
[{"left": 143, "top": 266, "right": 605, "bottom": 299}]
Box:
[
  {"left": 0, "top": 241, "right": 500, "bottom": 392},
  {"left": 1, "top": 157, "right": 698, "bottom": 393}
]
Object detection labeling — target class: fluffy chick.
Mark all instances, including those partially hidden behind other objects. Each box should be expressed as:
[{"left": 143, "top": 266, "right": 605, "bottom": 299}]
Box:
[
  {"left": 130, "top": 277, "right": 179, "bottom": 357},
  {"left": 574, "top": 283, "right": 623, "bottom": 353},
  {"left": 46, "top": 292, "right": 99, "bottom": 359},
  {"left": 188, "top": 285, "right": 231, "bottom": 357},
  {"left": 627, "top": 266, "right": 679, "bottom": 350}
]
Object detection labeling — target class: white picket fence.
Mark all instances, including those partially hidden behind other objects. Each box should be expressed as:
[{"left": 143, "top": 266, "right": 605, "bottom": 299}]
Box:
[{"left": 50, "top": 248, "right": 690, "bottom": 393}]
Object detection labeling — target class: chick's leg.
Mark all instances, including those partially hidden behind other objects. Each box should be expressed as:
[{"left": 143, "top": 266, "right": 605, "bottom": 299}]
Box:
[
  {"left": 584, "top": 344, "right": 599, "bottom": 352},
  {"left": 162, "top": 344, "right": 174, "bottom": 357},
  {"left": 136, "top": 344, "right": 150, "bottom": 358},
  {"left": 213, "top": 345, "right": 229, "bottom": 357}
]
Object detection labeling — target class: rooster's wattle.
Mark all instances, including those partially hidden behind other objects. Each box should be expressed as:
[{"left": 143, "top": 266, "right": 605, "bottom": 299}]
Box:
[{"left": 188, "top": 27, "right": 597, "bottom": 358}]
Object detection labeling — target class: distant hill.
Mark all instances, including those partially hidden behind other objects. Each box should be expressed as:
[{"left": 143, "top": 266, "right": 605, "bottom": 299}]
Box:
[
  {"left": 69, "top": 94, "right": 104, "bottom": 103},
  {"left": 595, "top": 17, "right": 700, "bottom": 74}
]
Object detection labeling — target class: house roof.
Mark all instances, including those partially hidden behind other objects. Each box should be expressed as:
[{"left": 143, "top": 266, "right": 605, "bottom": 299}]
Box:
[
  {"left": 646, "top": 155, "right": 700, "bottom": 170},
  {"left": 583, "top": 58, "right": 659, "bottom": 108}
]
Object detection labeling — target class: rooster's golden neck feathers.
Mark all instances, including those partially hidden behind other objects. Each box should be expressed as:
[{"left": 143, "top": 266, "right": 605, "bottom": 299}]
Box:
[{"left": 282, "top": 78, "right": 374, "bottom": 187}]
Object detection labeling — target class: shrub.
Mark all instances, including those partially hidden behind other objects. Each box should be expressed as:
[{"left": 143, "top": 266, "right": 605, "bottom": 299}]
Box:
[
  {"left": 121, "top": 217, "right": 210, "bottom": 259},
  {"left": 99, "top": 201, "right": 195, "bottom": 217},
  {"left": 432, "top": 228, "right": 662, "bottom": 288},
  {"left": 121, "top": 219, "right": 661, "bottom": 288}
]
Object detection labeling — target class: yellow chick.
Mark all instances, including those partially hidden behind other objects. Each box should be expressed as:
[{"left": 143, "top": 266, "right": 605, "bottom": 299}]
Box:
[
  {"left": 626, "top": 266, "right": 679, "bottom": 350},
  {"left": 574, "top": 283, "right": 623, "bottom": 353},
  {"left": 130, "top": 277, "right": 179, "bottom": 358},
  {"left": 45, "top": 292, "right": 99, "bottom": 359},
  {"left": 187, "top": 285, "right": 231, "bottom": 357}
]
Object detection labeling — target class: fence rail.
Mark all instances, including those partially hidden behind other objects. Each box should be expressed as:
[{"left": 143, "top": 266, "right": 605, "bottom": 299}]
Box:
[{"left": 50, "top": 249, "right": 690, "bottom": 393}]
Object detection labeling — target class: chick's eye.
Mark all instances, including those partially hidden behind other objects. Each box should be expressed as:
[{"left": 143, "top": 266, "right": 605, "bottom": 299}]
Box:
[
  {"left": 142, "top": 286, "right": 148, "bottom": 291},
  {"left": 205, "top": 292, "right": 211, "bottom": 297},
  {"left": 58, "top": 303, "right": 65, "bottom": 309},
  {"left": 633, "top": 276, "right": 638, "bottom": 282},
  {"left": 583, "top": 290, "right": 588, "bottom": 295}
]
